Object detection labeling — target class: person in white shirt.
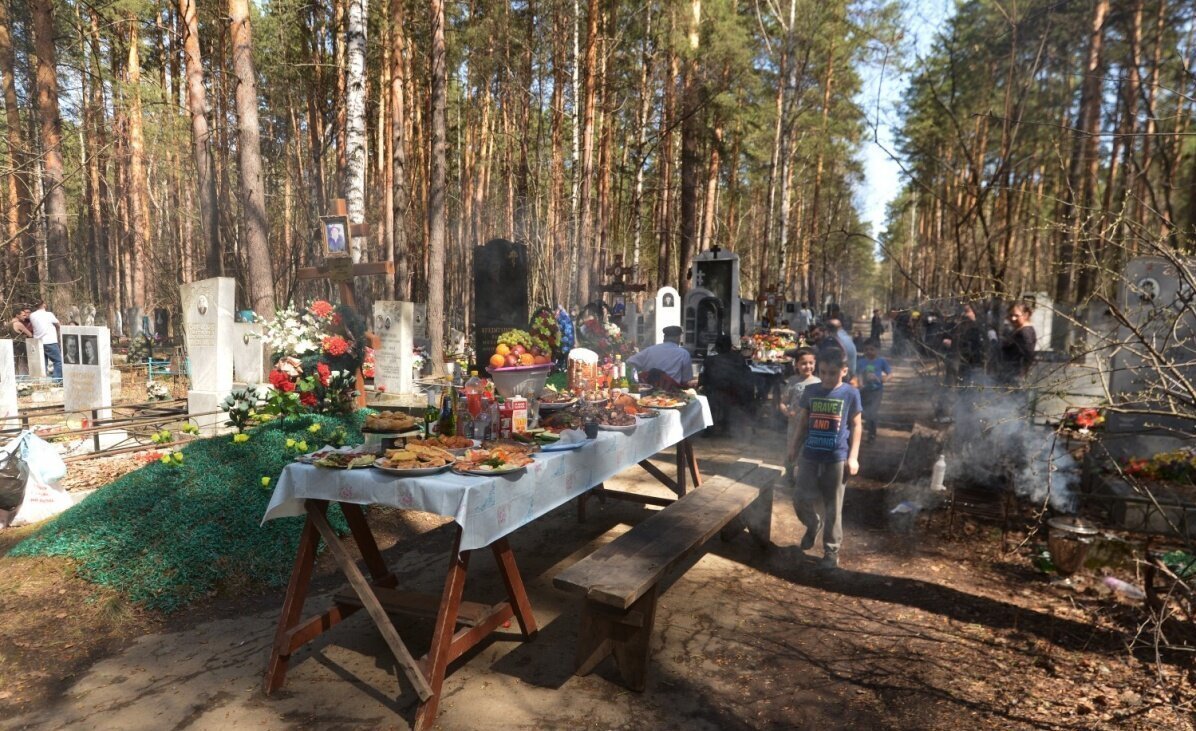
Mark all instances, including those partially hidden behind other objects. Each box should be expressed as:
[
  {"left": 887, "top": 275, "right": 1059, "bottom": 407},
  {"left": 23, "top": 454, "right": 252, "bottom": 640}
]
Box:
[
  {"left": 28, "top": 301, "right": 62, "bottom": 382},
  {"left": 627, "top": 325, "right": 694, "bottom": 388}
]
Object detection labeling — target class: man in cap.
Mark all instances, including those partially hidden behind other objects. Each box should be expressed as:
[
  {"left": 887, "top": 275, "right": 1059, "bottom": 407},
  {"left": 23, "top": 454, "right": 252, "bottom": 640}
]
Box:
[{"left": 627, "top": 325, "right": 694, "bottom": 389}]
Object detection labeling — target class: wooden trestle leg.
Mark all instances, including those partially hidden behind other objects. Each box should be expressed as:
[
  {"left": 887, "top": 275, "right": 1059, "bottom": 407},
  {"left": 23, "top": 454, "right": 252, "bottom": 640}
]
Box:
[{"left": 263, "top": 501, "right": 325, "bottom": 695}]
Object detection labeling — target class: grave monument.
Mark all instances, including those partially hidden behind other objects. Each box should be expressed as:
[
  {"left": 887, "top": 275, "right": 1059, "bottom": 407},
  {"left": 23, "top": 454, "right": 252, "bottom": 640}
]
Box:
[
  {"left": 654, "top": 286, "right": 681, "bottom": 344},
  {"left": 61, "top": 326, "right": 112, "bottom": 420},
  {"left": 231, "top": 321, "right": 267, "bottom": 385},
  {"left": 0, "top": 340, "right": 17, "bottom": 428},
  {"left": 180, "top": 277, "right": 236, "bottom": 430},
  {"left": 373, "top": 301, "right": 415, "bottom": 395},
  {"left": 473, "top": 239, "right": 529, "bottom": 372}
]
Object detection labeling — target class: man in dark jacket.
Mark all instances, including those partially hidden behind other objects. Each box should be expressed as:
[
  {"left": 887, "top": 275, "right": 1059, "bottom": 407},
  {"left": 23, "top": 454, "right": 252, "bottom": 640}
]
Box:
[{"left": 700, "top": 335, "right": 754, "bottom": 435}]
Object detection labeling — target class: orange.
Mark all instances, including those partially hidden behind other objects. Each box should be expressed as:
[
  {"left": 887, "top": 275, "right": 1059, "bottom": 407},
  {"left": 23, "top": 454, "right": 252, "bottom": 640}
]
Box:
[
  {"left": 489, "top": 353, "right": 507, "bottom": 369},
  {"left": 534, "top": 355, "right": 550, "bottom": 365},
  {"left": 519, "top": 353, "right": 535, "bottom": 366},
  {"left": 495, "top": 344, "right": 511, "bottom": 356}
]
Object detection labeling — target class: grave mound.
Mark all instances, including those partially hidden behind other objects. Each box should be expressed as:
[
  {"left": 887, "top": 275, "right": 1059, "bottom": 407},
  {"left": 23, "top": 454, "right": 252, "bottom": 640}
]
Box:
[{"left": 10, "top": 413, "right": 364, "bottom": 612}]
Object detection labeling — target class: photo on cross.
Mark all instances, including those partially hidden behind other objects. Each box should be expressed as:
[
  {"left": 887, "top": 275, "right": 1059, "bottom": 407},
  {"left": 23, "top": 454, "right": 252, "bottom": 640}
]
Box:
[{"left": 320, "top": 215, "right": 349, "bottom": 257}]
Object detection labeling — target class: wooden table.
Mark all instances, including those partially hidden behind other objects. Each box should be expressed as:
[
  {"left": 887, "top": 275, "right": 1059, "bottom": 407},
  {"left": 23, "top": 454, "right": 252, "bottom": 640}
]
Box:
[{"left": 260, "top": 398, "right": 712, "bottom": 729}]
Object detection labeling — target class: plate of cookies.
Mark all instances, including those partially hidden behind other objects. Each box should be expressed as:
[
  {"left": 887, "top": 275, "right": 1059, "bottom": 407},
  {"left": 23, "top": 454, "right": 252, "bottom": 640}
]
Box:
[{"left": 374, "top": 443, "right": 455, "bottom": 475}]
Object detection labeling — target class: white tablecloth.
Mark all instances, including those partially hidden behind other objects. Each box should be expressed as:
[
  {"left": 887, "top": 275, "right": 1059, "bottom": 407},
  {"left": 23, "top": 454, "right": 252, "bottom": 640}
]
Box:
[{"left": 262, "top": 397, "right": 712, "bottom": 552}]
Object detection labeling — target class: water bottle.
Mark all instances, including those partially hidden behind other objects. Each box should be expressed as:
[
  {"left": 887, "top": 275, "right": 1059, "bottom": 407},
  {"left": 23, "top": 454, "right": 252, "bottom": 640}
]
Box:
[{"left": 930, "top": 454, "right": 947, "bottom": 492}]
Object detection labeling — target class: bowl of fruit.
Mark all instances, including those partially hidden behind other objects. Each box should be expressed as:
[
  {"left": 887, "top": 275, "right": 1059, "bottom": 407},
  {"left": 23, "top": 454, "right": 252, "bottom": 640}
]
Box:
[{"left": 486, "top": 329, "right": 554, "bottom": 398}]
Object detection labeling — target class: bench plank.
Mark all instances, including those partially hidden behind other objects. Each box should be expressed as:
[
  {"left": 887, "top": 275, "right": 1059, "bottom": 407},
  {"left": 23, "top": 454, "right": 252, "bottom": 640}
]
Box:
[{"left": 554, "top": 461, "right": 769, "bottom": 610}]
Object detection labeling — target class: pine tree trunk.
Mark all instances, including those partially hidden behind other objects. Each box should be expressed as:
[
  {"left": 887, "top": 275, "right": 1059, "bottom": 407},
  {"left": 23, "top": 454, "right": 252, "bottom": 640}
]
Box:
[
  {"left": 657, "top": 37, "right": 677, "bottom": 289},
  {"left": 344, "top": 0, "right": 369, "bottom": 263},
  {"left": 229, "top": 0, "right": 277, "bottom": 315},
  {"left": 0, "top": 0, "right": 28, "bottom": 282},
  {"left": 427, "top": 0, "right": 448, "bottom": 366},
  {"left": 179, "top": 0, "right": 222, "bottom": 278},
  {"left": 677, "top": 0, "right": 701, "bottom": 298},
  {"left": 30, "top": 0, "right": 71, "bottom": 295},
  {"left": 124, "top": 16, "right": 152, "bottom": 310},
  {"left": 389, "top": 0, "right": 410, "bottom": 299}
]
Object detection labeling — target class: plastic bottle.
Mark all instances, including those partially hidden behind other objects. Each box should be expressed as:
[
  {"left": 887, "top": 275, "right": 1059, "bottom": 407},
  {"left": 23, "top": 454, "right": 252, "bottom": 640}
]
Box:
[
  {"left": 615, "top": 355, "right": 630, "bottom": 389},
  {"left": 1103, "top": 576, "right": 1146, "bottom": 600},
  {"left": 930, "top": 454, "right": 947, "bottom": 492}
]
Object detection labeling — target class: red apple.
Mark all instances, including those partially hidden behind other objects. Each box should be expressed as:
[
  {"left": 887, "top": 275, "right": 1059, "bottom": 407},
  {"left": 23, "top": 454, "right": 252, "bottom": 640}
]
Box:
[
  {"left": 505, "top": 354, "right": 519, "bottom": 367},
  {"left": 511, "top": 344, "right": 527, "bottom": 356}
]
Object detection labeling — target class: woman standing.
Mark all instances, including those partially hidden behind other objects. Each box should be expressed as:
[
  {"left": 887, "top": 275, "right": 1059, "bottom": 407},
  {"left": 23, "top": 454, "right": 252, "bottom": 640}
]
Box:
[{"left": 998, "top": 302, "right": 1036, "bottom": 385}]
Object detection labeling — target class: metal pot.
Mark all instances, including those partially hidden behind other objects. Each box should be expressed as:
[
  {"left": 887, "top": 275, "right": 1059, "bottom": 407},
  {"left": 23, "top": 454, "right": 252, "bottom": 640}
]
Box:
[{"left": 1047, "top": 516, "right": 1100, "bottom": 576}]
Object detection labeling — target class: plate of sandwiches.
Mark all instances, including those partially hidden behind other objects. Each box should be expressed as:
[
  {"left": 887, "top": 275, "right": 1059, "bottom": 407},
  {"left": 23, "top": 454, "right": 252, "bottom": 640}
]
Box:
[{"left": 374, "top": 444, "right": 455, "bottom": 475}]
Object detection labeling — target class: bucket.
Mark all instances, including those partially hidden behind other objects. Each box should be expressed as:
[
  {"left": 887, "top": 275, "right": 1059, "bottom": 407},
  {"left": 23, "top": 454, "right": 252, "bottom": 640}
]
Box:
[{"left": 1047, "top": 516, "right": 1099, "bottom": 576}]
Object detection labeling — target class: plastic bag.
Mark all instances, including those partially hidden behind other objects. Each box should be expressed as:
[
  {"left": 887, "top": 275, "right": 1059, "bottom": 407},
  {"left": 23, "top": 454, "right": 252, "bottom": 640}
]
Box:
[{"left": 3, "top": 431, "right": 72, "bottom": 527}]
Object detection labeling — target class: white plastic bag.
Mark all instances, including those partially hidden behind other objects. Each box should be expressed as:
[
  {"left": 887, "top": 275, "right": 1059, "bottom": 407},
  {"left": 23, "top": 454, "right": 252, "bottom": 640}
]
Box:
[{"left": 4, "top": 431, "right": 73, "bottom": 526}]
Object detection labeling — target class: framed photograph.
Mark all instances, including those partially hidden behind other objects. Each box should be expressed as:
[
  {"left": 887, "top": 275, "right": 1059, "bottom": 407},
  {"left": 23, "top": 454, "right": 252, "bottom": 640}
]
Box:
[
  {"left": 321, "top": 215, "right": 349, "bottom": 257},
  {"left": 63, "top": 334, "right": 80, "bottom": 365},
  {"left": 81, "top": 335, "right": 99, "bottom": 366}
]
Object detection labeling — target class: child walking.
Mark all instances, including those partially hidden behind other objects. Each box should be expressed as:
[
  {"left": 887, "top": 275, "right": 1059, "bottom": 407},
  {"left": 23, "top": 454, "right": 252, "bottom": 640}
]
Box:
[
  {"left": 787, "top": 346, "right": 862, "bottom": 570},
  {"left": 856, "top": 340, "right": 891, "bottom": 443},
  {"left": 779, "top": 347, "right": 820, "bottom": 481}
]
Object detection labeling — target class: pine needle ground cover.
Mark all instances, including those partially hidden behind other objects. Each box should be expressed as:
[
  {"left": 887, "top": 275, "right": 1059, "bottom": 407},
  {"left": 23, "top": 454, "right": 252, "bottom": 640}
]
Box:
[{"left": 10, "top": 413, "right": 364, "bottom": 613}]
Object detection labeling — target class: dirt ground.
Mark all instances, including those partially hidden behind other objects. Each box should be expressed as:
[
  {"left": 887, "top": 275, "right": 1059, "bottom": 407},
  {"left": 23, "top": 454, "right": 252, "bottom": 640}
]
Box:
[{"left": 1, "top": 362, "right": 1193, "bottom": 730}]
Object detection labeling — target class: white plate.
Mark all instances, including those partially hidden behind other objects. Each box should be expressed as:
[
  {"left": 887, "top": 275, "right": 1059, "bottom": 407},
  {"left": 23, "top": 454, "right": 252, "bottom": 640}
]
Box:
[
  {"left": 598, "top": 422, "right": 637, "bottom": 433},
  {"left": 452, "top": 464, "right": 529, "bottom": 476},
  {"left": 540, "top": 439, "right": 589, "bottom": 452},
  {"left": 634, "top": 410, "right": 659, "bottom": 419},
  {"left": 539, "top": 399, "right": 579, "bottom": 411},
  {"left": 373, "top": 459, "right": 452, "bottom": 476}
]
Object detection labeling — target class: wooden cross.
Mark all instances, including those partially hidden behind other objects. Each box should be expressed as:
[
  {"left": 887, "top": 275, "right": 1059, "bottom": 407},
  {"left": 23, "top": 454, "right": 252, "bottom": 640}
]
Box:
[{"left": 296, "top": 198, "right": 393, "bottom": 407}]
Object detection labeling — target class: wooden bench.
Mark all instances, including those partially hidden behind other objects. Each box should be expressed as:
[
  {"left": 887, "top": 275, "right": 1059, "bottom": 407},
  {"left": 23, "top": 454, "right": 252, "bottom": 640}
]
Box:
[{"left": 553, "top": 460, "right": 780, "bottom": 691}]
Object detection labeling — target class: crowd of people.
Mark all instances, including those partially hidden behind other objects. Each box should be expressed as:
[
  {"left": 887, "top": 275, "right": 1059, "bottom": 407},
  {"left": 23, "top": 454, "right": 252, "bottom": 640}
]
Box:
[{"left": 692, "top": 297, "right": 1039, "bottom": 572}]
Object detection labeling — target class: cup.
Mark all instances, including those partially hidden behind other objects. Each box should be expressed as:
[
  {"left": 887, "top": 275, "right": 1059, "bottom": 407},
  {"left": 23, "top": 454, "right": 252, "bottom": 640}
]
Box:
[{"left": 584, "top": 419, "right": 599, "bottom": 440}]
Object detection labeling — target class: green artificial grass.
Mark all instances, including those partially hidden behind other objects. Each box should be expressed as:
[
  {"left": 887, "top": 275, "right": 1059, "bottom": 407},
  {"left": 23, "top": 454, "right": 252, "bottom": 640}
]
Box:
[{"left": 10, "top": 412, "right": 365, "bottom": 613}]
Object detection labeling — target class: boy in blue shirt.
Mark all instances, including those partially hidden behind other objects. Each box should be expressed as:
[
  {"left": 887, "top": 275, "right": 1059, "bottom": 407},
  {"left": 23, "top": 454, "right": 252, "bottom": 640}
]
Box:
[
  {"left": 787, "top": 346, "right": 862, "bottom": 570},
  {"left": 856, "top": 339, "right": 891, "bottom": 443}
]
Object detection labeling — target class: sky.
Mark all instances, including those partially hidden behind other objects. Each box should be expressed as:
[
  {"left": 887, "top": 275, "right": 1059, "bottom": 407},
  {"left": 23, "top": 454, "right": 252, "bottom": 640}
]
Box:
[{"left": 854, "top": 0, "right": 955, "bottom": 236}]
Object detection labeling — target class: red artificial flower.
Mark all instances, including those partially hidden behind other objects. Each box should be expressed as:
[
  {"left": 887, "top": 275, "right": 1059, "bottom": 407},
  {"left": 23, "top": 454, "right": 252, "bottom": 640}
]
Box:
[
  {"left": 316, "top": 362, "right": 331, "bottom": 387},
  {"left": 299, "top": 391, "right": 318, "bottom": 407},
  {"left": 268, "top": 369, "right": 292, "bottom": 391},
  {"left": 322, "top": 335, "right": 350, "bottom": 356},
  {"left": 331, "top": 313, "right": 343, "bottom": 326},
  {"left": 309, "top": 300, "right": 335, "bottom": 319}
]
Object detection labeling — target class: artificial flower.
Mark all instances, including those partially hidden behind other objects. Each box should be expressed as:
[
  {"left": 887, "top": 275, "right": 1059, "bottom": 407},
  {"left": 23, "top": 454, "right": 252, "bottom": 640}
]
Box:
[
  {"left": 322, "top": 335, "right": 350, "bottom": 356},
  {"left": 309, "top": 300, "right": 335, "bottom": 319}
]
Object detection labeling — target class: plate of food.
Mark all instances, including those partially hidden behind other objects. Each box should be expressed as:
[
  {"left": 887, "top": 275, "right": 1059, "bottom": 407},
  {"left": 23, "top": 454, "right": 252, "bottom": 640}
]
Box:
[
  {"left": 374, "top": 443, "right": 455, "bottom": 475},
  {"left": 453, "top": 447, "right": 535, "bottom": 476},
  {"left": 541, "top": 411, "right": 584, "bottom": 433},
  {"left": 539, "top": 387, "right": 579, "bottom": 410},
  {"left": 312, "top": 451, "right": 377, "bottom": 469},
  {"left": 363, "top": 410, "right": 422, "bottom": 433},
  {"left": 405, "top": 435, "right": 479, "bottom": 456},
  {"left": 640, "top": 394, "right": 689, "bottom": 409}
]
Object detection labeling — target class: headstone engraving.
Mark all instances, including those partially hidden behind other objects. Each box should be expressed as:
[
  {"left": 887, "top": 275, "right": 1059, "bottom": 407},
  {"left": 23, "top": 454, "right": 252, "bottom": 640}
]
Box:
[
  {"left": 26, "top": 338, "right": 45, "bottom": 378},
  {"left": 373, "top": 301, "right": 414, "bottom": 395},
  {"left": 473, "top": 239, "right": 529, "bottom": 370},
  {"left": 654, "top": 286, "right": 681, "bottom": 344},
  {"left": 0, "top": 340, "right": 17, "bottom": 428},
  {"left": 61, "top": 326, "right": 112, "bottom": 420}
]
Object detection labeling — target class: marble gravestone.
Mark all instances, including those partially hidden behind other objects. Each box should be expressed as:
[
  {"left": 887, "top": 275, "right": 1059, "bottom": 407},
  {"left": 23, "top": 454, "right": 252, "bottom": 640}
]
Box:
[
  {"left": 231, "top": 322, "right": 267, "bottom": 385},
  {"left": 25, "top": 338, "right": 46, "bottom": 379},
  {"left": 473, "top": 239, "right": 529, "bottom": 371},
  {"left": 61, "top": 326, "right": 112, "bottom": 420},
  {"left": 373, "top": 301, "right": 415, "bottom": 395},
  {"left": 655, "top": 286, "right": 681, "bottom": 344},
  {"left": 624, "top": 302, "right": 640, "bottom": 348},
  {"left": 0, "top": 340, "right": 17, "bottom": 428},
  {"left": 181, "top": 277, "right": 236, "bottom": 430},
  {"left": 413, "top": 303, "right": 428, "bottom": 342}
]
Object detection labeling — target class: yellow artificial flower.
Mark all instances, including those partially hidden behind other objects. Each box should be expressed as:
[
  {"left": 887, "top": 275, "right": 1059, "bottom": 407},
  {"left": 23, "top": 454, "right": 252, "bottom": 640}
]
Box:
[
  {"left": 159, "top": 455, "right": 171, "bottom": 465},
  {"left": 172, "top": 452, "right": 184, "bottom": 463},
  {"left": 296, "top": 440, "right": 308, "bottom": 452},
  {"left": 261, "top": 476, "right": 271, "bottom": 488},
  {"left": 308, "top": 423, "right": 322, "bottom": 433},
  {"left": 285, "top": 438, "right": 296, "bottom": 449}
]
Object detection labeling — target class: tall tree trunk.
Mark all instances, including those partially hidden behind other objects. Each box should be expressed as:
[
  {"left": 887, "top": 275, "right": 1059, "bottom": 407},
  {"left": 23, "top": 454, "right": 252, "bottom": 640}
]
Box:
[
  {"left": 179, "top": 0, "right": 222, "bottom": 277},
  {"left": 389, "top": 0, "right": 410, "bottom": 299},
  {"left": 125, "top": 16, "right": 152, "bottom": 310},
  {"left": 30, "top": 0, "right": 71, "bottom": 296},
  {"left": 1056, "top": 0, "right": 1108, "bottom": 303},
  {"left": 677, "top": 0, "right": 701, "bottom": 298},
  {"left": 657, "top": 35, "right": 677, "bottom": 289},
  {"left": 344, "top": 0, "right": 369, "bottom": 263},
  {"left": 702, "top": 124, "right": 721, "bottom": 252},
  {"left": 574, "top": 0, "right": 600, "bottom": 306},
  {"left": 229, "top": 0, "right": 277, "bottom": 315},
  {"left": 0, "top": 0, "right": 28, "bottom": 282},
  {"left": 630, "top": 7, "right": 654, "bottom": 273},
  {"left": 805, "top": 32, "right": 836, "bottom": 309},
  {"left": 427, "top": 0, "right": 447, "bottom": 367}
]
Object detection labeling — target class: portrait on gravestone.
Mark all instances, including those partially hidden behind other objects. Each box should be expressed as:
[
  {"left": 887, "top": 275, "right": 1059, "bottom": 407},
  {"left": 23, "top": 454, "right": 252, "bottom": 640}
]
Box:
[
  {"left": 663, "top": 293, "right": 675, "bottom": 308},
  {"left": 322, "top": 215, "right": 349, "bottom": 256},
  {"left": 82, "top": 335, "right": 99, "bottom": 366},
  {"left": 63, "top": 334, "right": 80, "bottom": 365}
]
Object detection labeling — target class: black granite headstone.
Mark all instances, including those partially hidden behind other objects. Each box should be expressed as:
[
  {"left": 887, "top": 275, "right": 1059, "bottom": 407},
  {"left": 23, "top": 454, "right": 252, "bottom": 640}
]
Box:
[{"left": 473, "top": 238, "right": 529, "bottom": 371}]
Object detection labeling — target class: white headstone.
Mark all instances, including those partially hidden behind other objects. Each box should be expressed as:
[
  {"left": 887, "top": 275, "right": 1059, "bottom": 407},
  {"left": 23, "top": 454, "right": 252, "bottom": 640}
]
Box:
[
  {"left": 231, "top": 322, "right": 267, "bottom": 384},
  {"left": 181, "top": 277, "right": 237, "bottom": 430},
  {"left": 26, "top": 338, "right": 46, "bottom": 379},
  {"left": 373, "top": 301, "right": 414, "bottom": 395},
  {"left": 0, "top": 340, "right": 17, "bottom": 428},
  {"left": 654, "top": 287, "right": 681, "bottom": 344},
  {"left": 61, "top": 326, "right": 112, "bottom": 420}
]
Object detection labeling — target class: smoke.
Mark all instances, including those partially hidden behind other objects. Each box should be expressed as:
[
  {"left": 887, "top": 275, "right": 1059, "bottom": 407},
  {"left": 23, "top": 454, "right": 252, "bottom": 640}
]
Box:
[{"left": 946, "top": 384, "right": 1078, "bottom": 513}]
